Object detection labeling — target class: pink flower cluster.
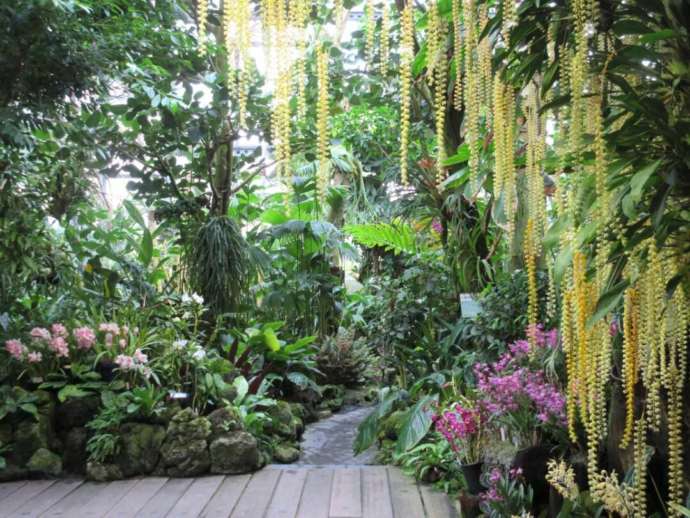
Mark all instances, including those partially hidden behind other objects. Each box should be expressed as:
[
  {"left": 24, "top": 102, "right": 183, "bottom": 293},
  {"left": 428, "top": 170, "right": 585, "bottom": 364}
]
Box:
[
  {"left": 5, "top": 339, "right": 27, "bottom": 360},
  {"left": 73, "top": 327, "right": 96, "bottom": 350},
  {"left": 5, "top": 321, "right": 132, "bottom": 364},
  {"left": 115, "top": 348, "right": 151, "bottom": 378},
  {"left": 433, "top": 403, "right": 482, "bottom": 454}
]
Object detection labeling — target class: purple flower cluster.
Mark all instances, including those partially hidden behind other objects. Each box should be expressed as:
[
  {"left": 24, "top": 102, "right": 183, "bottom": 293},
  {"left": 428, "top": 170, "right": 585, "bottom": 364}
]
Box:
[
  {"left": 433, "top": 403, "right": 481, "bottom": 453},
  {"left": 526, "top": 324, "right": 559, "bottom": 349},
  {"left": 474, "top": 363, "right": 565, "bottom": 423},
  {"left": 472, "top": 325, "right": 566, "bottom": 424}
]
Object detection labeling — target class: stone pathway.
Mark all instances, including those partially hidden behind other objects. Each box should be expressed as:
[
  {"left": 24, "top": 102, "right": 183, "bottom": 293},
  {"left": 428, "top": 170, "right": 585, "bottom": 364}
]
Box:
[{"left": 298, "top": 406, "right": 377, "bottom": 465}]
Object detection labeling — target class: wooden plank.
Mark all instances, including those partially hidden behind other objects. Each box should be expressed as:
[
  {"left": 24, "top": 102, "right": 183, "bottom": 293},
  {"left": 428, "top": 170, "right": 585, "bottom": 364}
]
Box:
[
  {"left": 40, "top": 482, "right": 105, "bottom": 517},
  {"left": 265, "top": 469, "right": 307, "bottom": 518},
  {"left": 0, "top": 481, "right": 55, "bottom": 517},
  {"left": 200, "top": 475, "right": 250, "bottom": 518},
  {"left": 102, "top": 477, "right": 168, "bottom": 518},
  {"left": 230, "top": 469, "right": 281, "bottom": 518},
  {"left": 79, "top": 479, "right": 140, "bottom": 518},
  {"left": 419, "top": 484, "right": 458, "bottom": 518},
  {"left": 329, "top": 467, "right": 362, "bottom": 518},
  {"left": 361, "top": 467, "right": 393, "bottom": 518},
  {"left": 9, "top": 479, "right": 82, "bottom": 518},
  {"left": 387, "top": 468, "right": 425, "bottom": 518},
  {"left": 295, "top": 468, "right": 333, "bottom": 518},
  {"left": 0, "top": 482, "right": 27, "bottom": 503},
  {"left": 135, "top": 478, "right": 193, "bottom": 518},
  {"left": 166, "top": 476, "right": 225, "bottom": 518}
]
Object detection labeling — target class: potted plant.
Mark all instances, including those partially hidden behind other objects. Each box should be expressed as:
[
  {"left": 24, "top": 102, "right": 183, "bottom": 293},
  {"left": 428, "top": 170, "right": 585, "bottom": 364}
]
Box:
[{"left": 433, "top": 399, "right": 485, "bottom": 495}]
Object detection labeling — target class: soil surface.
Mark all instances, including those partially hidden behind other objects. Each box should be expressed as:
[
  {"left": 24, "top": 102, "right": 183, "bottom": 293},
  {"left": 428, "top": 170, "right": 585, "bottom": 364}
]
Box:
[{"left": 297, "top": 406, "right": 378, "bottom": 465}]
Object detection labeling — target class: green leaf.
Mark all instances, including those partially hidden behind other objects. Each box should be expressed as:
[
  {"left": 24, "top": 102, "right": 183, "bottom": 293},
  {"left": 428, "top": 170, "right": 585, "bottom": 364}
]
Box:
[
  {"left": 353, "top": 410, "right": 380, "bottom": 455},
  {"left": 18, "top": 403, "right": 38, "bottom": 418},
  {"left": 395, "top": 394, "right": 438, "bottom": 454},
  {"left": 233, "top": 376, "right": 249, "bottom": 404},
  {"left": 123, "top": 200, "right": 146, "bottom": 228},
  {"left": 139, "top": 229, "right": 153, "bottom": 266},
  {"left": 57, "top": 385, "right": 91, "bottom": 402},
  {"left": 263, "top": 328, "right": 281, "bottom": 352},
  {"left": 588, "top": 281, "right": 629, "bottom": 328}
]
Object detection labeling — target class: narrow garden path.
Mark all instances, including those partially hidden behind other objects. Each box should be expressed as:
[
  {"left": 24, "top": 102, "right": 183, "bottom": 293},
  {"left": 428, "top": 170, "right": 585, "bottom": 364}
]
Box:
[
  {"left": 0, "top": 408, "right": 459, "bottom": 518},
  {"left": 297, "top": 406, "right": 377, "bottom": 465}
]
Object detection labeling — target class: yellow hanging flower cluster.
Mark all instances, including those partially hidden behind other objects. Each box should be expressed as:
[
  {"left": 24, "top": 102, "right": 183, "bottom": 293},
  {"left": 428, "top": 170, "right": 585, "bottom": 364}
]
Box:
[
  {"left": 434, "top": 11, "right": 447, "bottom": 184},
  {"left": 501, "top": 0, "right": 516, "bottom": 45},
  {"left": 196, "top": 0, "right": 208, "bottom": 56},
  {"left": 379, "top": 3, "right": 390, "bottom": 75},
  {"left": 316, "top": 46, "right": 330, "bottom": 204},
  {"left": 451, "top": 0, "right": 463, "bottom": 111},
  {"left": 399, "top": 1, "right": 414, "bottom": 186},
  {"left": 427, "top": 1, "right": 440, "bottom": 86},
  {"left": 492, "top": 77, "right": 516, "bottom": 238},
  {"left": 462, "top": 0, "right": 480, "bottom": 189},
  {"left": 365, "top": 0, "right": 377, "bottom": 68}
]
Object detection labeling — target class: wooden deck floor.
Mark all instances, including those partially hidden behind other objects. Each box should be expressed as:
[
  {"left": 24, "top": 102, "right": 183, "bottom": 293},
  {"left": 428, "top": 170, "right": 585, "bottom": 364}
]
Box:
[{"left": 0, "top": 465, "right": 459, "bottom": 518}]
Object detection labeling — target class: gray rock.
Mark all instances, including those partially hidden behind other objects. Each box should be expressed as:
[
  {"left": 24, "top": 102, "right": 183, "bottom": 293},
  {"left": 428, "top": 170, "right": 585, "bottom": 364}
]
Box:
[
  {"left": 27, "top": 448, "right": 62, "bottom": 477},
  {"left": 62, "top": 427, "right": 89, "bottom": 474},
  {"left": 273, "top": 443, "right": 300, "bottom": 464},
  {"left": 159, "top": 437, "right": 210, "bottom": 477},
  {"left": 86, "top": 461, "right": 123, "bottom": 481},
  {"left": 117, "top": 423, "right": 165, "bottom": 477},
  {"left": 209, "top": 431, "right": 260, "bottom": 474}
]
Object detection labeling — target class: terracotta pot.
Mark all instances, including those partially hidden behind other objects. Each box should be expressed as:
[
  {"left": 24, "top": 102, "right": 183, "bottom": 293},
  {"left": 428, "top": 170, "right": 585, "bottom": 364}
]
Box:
[{"left": 460, "top": 461, "right": 484, "bottom": 495}]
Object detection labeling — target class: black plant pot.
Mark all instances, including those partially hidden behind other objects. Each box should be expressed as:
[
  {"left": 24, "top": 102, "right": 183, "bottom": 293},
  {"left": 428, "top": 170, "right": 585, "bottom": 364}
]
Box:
[{"left": 460, "top": 461, "right": 484, "bottom": 495}]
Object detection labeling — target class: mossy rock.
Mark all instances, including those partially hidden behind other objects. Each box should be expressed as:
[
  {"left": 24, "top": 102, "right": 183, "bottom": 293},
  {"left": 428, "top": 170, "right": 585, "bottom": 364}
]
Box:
[
  {"left": 267, "top": 401, "right": 298, "bottom": 439},
  {"left": 0, "top": 463, "right": 27, "bottom": 482},
  {"left": 321, "top": 385, "right": 345, "bottom": 401},
  {"left": 207, "top": 407, "right": 244, "bottom": 438},
  {"left": 273, "top": 443, "right": 300, "bottom": 464},
  {"left": 315, "top": 409, "right": 332, "bottom": 420},
  {"left": 62, "top": 427, "right": 89, "bottom": 474},
  {"left": 0, "top": 422, "right": 13, "bottom": 444},
  {"left": 55, "top": 396, "right": 100, "bottom": 431},
  {"left": 288, "top": 403, "right": 306, "bottom": 420},
  {"left": 27, "top": 448, "right": 62, "bottom": 477},
  {"left": 168, "top": 408, "right": 211, "bottom": 440},
  {"left": 322, "top": 397, "right": 344, "bottom": 412},
  {"left": 117, "top": 423, "right": 166, "bottom": 477},
  {"left": 86, "top": 461, "right": 123, "bottom": 482},
  {"left": 209, "top": 431, "right": 260, "bottom": 475},
  {"left": 159, "top": 437, "right": 210, "bottom": 477},
  {"left": 12, "top": 415, "right": 51, "bottom": 465}
]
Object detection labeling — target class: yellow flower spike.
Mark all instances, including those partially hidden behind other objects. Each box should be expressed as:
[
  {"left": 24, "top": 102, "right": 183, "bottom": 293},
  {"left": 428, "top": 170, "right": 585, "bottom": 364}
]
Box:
[
  {"left": 196, "top": 0, "right": 208, "bottom": 56},
  {"left": 451, "top": 0, "right": 463, "bottom": 110},
  {"left": 434, "top": 16, "right": 448, "bottom": 184},
  {"left": 633, "top": 416, "right": 647, "bottom": 517},
  {"left": 379, "top": 3, "right": 391, "bottom": 75},
  {"left": 399, "top": 1, "right": 414, "bottom": 186},
  {"left": 365, "top": 0, "right": 377, "bottom": 68},
  {"left": 316, "top": 46, "right": 330, "bottom": 205}
]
